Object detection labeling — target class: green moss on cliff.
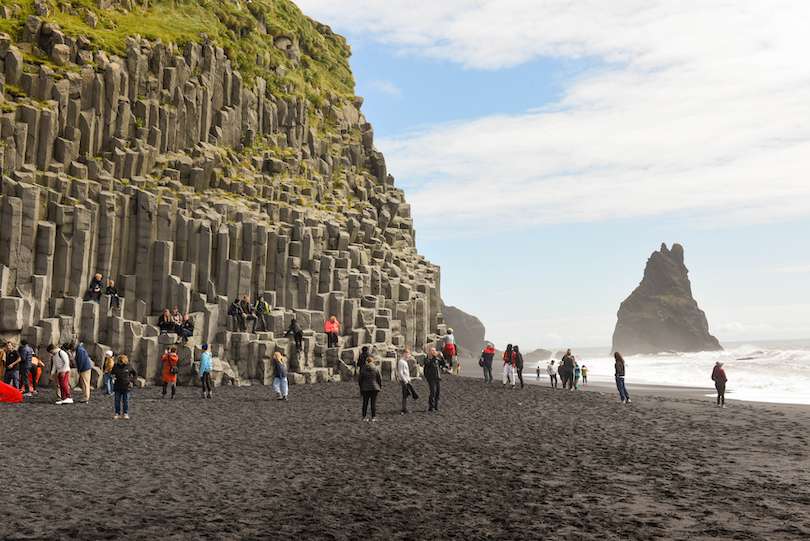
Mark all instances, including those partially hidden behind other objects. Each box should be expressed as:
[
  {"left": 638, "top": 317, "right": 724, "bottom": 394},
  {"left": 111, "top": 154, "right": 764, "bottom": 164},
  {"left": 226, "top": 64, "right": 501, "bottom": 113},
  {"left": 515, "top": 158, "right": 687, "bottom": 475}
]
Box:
[{"left": 0, "top": 0, "right": 353, "bottom": 96}]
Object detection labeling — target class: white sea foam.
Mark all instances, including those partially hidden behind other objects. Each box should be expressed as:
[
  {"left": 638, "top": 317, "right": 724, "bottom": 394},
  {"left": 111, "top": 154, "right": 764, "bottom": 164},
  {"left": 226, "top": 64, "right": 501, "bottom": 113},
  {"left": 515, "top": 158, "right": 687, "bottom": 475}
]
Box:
[{"left": 534, "top": 339, "right": 810, "bottom": 405}]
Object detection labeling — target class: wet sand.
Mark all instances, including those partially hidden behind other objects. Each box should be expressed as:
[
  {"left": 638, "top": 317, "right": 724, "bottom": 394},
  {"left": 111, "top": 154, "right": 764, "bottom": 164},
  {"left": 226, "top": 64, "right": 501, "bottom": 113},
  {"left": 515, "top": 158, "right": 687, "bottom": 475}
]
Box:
[{"left": 2, "top": 375, "right": 809, "bottom": 540}]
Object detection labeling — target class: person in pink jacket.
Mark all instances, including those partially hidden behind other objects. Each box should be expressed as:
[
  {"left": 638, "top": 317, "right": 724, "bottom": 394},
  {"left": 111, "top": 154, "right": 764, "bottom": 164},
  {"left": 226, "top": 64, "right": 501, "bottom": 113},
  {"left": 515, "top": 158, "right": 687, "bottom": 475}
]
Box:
[{"left": 711, "top": 361, "right": 727, "bottom": 408}]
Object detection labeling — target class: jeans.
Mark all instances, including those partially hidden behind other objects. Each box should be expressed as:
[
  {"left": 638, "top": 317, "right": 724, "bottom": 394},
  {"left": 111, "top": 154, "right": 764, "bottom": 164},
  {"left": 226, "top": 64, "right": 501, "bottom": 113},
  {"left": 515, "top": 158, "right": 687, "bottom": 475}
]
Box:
[
  {"left": 4, "top": 369, "right": 19, "bottom": 389},
  {"left": 273, "top": 377, "right": 288, "bottom": 397},
  {"left": 616, "top": 377, "right": 630, "bottom": 401},
  {"left": 19, "top": 366, "right": 31, "bottom": 393},
  {"left": 428, "top": 380, "right": 441, "bottom": 411},
  {"left": 715, "top": 381, "right": 725, "bottom": 405},
  {"left": 104, "top": 373, "right": 114, "bottom": 394},
  {"left": 114, "top": 391, "right": 130, "bottom": 414},
  {"left": 549, "top": 374, "right": 557, "bottom": 387},
  {"left": 362, "top": 390, "right": 379, "bottom": 418},
  {"left": 482, "top": 364, "right": 492, "bottom": 382}
]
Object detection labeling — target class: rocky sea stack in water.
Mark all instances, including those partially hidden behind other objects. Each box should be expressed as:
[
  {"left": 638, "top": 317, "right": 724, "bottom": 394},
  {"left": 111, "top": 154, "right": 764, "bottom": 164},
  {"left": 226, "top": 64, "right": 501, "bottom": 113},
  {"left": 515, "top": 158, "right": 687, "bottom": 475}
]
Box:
[{"left": 611, "top": 243, "right": 722, "bottom": 355}]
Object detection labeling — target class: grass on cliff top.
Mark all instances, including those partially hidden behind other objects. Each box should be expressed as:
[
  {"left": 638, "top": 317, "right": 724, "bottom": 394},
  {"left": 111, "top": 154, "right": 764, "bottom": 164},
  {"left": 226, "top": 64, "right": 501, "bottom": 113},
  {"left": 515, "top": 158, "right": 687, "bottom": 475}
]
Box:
[{"left": 0, "top": 0, "right": 354, "bottom": 97}]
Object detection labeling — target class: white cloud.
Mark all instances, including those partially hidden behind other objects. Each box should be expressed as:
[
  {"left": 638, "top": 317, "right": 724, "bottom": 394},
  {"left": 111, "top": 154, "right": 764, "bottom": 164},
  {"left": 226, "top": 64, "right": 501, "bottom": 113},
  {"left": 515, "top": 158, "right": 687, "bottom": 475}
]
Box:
[
  {"left": 297, "top": 0, "right": 810, "bottom": 234},
  {"left": 767, "top": 264, "right": 810, "bottom": 274},
  {"left": 367, "top": 80, "right": 403, "bottom": 99}
]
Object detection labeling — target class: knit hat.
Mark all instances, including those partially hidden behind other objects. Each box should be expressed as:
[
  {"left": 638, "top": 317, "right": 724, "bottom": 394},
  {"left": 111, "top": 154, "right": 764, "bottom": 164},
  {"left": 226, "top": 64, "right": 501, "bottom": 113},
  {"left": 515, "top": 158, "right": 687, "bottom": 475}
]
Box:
[
  {"left": 105, "top": 350, "right": 113, "bottom": 357},
  {"left": 202, "top": 343, "right": 209, "bottom": 351}
]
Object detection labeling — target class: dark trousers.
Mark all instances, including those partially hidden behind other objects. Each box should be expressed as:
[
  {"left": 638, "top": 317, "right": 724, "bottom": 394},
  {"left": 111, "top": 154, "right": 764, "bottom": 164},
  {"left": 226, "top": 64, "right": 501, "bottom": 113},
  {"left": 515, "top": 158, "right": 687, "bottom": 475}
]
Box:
[
  {"left": 715, "top": 381, "right": 725, "bottom": 405},
  {"left": 400, "top": 381, "right": 410, "bottom": 412},
  {"left": 294, "top": 331, "right": 303, "bottom": 350},
  {"left": 110, "top": 296, "right": 120, "bottom": 309},
  {"left": 549, "top": 374, "right": 557, "bottom": 387},
  {"left": 162, "top": 381, "right": 176, "bottom": 398},
  {"left": 257, "top": 313, "right": 270, "bottom": 332},
  {"left": 362, "top": 390, "right": 379, "bottom": 418},
  {"left": 327, "top": 332, "right": 338, "bottom": 348},
  {"left": 561, "top": 371, "right": 573, "bottom": 389},
  {"left": 18, "top": 366, "right": 31, "bottom": 393},
  {"left": 115, "top": 391, "right": 130, "bottom": 414},
  {"left": 428, "top": 379, "right": 441, "bottom": 411},
  {"left": 482, "top": 364, "right": 492, "bottom": 382},
  {"left": 516, "top": 368, "right": 524, "bottom": 388},
  {"left": 201, "top": 372, "right": 213, "bottom": 393}
]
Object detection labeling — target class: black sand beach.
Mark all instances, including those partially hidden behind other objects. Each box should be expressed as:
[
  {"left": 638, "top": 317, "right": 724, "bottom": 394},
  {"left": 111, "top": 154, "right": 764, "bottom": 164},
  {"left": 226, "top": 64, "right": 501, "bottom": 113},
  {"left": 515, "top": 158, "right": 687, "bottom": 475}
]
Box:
[{"left": 3, "top": 376, "right": 809, "bottom": 540}]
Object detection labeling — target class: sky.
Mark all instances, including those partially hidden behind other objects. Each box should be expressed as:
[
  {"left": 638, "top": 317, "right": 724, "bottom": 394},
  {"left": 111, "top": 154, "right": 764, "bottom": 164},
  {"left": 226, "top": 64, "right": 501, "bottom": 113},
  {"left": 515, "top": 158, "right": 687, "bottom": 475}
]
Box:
[{"left": 295, "top": 0, "right": 810, "bottom": 350}]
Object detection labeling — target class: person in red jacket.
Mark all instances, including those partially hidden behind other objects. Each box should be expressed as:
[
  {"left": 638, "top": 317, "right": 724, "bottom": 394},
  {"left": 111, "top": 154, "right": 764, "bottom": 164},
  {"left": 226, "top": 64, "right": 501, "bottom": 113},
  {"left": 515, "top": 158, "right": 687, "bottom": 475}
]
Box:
[
  {"left": 711, "top": 361, "right": 727, "bottom": 408},
  {"left": 162, "top": 346, "right": 179, "bottom": 399},
  {"left": 325, "top": 316, "right": 340, "bottom": 348}
]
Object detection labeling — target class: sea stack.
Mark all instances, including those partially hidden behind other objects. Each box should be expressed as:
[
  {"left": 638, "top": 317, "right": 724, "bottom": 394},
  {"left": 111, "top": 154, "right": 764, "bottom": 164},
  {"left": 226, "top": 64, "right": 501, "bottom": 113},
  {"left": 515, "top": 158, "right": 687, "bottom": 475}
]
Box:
[{"left": 611, "top": 243, "right": 722, "bottom": 355}]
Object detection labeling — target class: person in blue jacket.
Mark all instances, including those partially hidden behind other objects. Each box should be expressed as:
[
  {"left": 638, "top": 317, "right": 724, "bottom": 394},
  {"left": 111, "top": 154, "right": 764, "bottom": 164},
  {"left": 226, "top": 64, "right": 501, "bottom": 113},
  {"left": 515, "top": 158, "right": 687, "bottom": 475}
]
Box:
[
  {"left": 71, "top": 342, "right": 93, "bottom": 403},
  {"left": 199, "top": 343, "right": 213, "bottom": 399}
]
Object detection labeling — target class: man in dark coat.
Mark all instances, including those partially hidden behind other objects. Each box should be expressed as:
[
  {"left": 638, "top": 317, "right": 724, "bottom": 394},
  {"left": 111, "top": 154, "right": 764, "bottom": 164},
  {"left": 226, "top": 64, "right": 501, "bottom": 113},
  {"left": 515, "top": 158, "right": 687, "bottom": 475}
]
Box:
[{"left": 424, "top": 347, "right": 443, "bottom": 412}]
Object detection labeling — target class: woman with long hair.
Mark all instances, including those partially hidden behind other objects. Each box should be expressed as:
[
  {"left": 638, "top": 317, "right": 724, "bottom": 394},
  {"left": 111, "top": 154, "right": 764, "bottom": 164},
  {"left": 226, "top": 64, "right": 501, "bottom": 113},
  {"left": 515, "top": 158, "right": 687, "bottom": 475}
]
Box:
[{"left": 614, "top": 352, "right": 631, "bottom": 403}]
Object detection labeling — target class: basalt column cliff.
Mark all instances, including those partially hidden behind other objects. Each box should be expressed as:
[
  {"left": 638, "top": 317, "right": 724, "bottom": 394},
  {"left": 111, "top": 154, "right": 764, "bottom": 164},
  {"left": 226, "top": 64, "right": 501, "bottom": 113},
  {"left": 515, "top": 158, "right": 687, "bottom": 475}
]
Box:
[
  {"left": 611, "top": 243, "right": 722, "bottom": 356},
  {"left": 0, "top": 0, "right": 449, "bottom": 387}
]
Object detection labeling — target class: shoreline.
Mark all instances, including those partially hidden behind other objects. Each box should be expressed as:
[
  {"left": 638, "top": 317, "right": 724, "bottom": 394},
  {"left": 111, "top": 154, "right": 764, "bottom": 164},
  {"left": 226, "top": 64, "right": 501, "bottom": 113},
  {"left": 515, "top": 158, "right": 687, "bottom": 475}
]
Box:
[{"left": 456, "top": 355, "right": 810, "bottom": 413}]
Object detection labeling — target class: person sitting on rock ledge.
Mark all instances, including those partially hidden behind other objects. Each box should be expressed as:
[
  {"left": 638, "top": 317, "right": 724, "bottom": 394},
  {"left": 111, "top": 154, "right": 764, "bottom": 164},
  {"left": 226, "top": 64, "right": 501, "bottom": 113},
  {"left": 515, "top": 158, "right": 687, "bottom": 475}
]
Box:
[
  {"left": 87, "top": 273, "right": 103, "bottom": 303},
  {"left": 179, "top": 314, "right": 194, "bottom": 345},
  {"left": 325, "top": 316, "right": 340, "bottom": 348},
  {"left": 159, "top": 309, "right": 178, "bottom": 335},
  {"left": 171, "top": 306, "right": 183, "bottom": 329},
  {"left": 106, "top": 279, "right": 120, "bottom": 310},
  {"left": 239, "top": 296, "right": 258, "bottom": 333},
  {"left": 284, "top": 319, "right": 303, "bottom": 352},
  {"left": 228, "top": 298, "right": 245, "bottom": 331}
]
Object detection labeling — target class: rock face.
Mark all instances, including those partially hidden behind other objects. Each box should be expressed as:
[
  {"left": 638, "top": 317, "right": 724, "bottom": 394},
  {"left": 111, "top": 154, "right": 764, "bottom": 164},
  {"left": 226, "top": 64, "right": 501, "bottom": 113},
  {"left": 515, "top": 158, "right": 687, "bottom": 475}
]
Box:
[
  {"left": 611, "top": 243, "right": 722, "bottom": 355},
  {"left": 439, "top": 301, "right": 485, "bottom": 357},
  {"left": 0, "top": 23, "right": 447, "bottom": 388}
]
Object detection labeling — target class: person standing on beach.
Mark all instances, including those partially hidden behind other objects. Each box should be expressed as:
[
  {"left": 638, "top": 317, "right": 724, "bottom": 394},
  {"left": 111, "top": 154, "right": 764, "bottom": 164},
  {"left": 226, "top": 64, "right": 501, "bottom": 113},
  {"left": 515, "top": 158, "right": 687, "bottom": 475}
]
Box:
[
  {"left": 102, "top": 350, "right": 115, "bottom": 395},
  {"left": 614, "top": 352, "right": 631, "bottom": 403},
  {"left": 502, "top": 344, "right": 514, "bottom": 388},
  {"left": 480, "top": 343, "right": 495, "bottom": 383},
  {"left": 573, "top": 362, "right": 581, "bottom": 390},
  {"left": 3, "top": 341, "right": 21, "bottom": 389},
  {"left": 711, "top": 361, "right": 727, "bottom": 408},
  {"left": 111, "top": 354, "right": 138, "bottom": 419},
  {"left": 547, "top": 360, "right": 558, "bottom": 388},
  {"left": 200, "top": 344, "right": 213, "bottom": 399},
  {"left": 513, "top": 345, "right": 525, "bottom": 388},
  {"left": 273, "top": 352, "right": 288, "bottom": 401},
  {"left": 560, "top": 350, "right": 575, "bottom": 390},
  {"left": 18, "top": 340, "right": 34, "bottom": 396},
  {"left": 581, "top": 365, "right": 588, "bottom": 386},
  {"left": 48, "top": 344, "right": 72, "bottom": 404},
  {"left": 71, "top": 342, "right": 93, "bottom": 403},
  {"left": 398, "top": 349, "right": 413, "bottom": 414},
  {"left": 424, "top": 348, "right": 442, "bottom": 412},
  {"left": 161, "top": 346, "right": 179, "bottom": 399},
  {"left": 359, "top": 356, "right": 382, "bottom": 421}
]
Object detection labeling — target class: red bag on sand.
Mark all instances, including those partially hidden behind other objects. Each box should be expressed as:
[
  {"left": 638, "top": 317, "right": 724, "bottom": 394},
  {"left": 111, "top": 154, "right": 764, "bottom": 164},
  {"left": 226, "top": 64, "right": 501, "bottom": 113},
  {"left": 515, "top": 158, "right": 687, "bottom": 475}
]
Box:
[{"left": 0, "top": 381, "right": 23, "bottom": 403}]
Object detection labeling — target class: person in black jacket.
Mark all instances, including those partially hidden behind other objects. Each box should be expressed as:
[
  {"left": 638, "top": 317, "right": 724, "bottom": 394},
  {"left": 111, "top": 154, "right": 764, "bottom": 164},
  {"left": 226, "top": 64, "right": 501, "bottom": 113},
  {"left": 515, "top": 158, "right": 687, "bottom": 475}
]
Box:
[
  {"left": 513, "top": 345, "right": 525, "bottom": 389},
  {"left": 179, "top": 314, "right": 195, "bottom": 344},
  {"left": 424, "top": 347, "right": 443, "bottom": 412},
  {"left": 111, "top": 354, "right": 138, "bottom": 419},
  {"left": 88, "top": 273, "right": 103, "bottom": 302},
  {"left": 560, "top": 349, "right": 575, "bottom": 391},
  {"left": 358, "top": 356, "right": 382, "bottom": 421},
  {"left": 284, "top": 319, "right": 303, "bottom": 352},
  {"left": 106, "top": 279, "right": 120, "bottom": 309},
  {"left": 228, "top": 299, "right": 245, "bottom": 331}
]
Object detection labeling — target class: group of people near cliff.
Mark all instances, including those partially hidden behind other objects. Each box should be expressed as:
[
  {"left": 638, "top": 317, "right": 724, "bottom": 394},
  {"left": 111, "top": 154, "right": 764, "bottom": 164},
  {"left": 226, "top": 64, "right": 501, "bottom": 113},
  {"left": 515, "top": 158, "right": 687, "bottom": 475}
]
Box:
[{"left": 545, "top": 350, "right": 589, "bottom": 391}]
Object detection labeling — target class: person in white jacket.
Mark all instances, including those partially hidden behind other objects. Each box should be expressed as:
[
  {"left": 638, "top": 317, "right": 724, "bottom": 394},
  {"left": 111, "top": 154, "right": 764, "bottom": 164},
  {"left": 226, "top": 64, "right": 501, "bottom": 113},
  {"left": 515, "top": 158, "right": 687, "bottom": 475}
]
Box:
[
  {"left": 48, "top": 344, "right": 73, "bottom": 404},
  {"left": 547, "top": 360, "right": 558, "bottom": 388},
  {"left": 398, "top": 349, "right": 413, "bottom": 414}
]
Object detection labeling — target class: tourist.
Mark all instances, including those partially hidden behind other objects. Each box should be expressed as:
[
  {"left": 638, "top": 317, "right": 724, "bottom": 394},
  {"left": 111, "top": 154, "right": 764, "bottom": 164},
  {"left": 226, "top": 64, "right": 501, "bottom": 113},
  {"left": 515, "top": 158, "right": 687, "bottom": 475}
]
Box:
[
  {"left": 438, "top": 328, "right": 456, "bottom": 372},
  {"left": 479, "top": 343, "right": 495, "bottom": 383},
  {"left": 71, "top": 342, "right": 93, "bottom": 403},
  {"left": 239, "top": 296, "right": 258, "bottom": 333},
  {"left": 536, "top": 364, "right": 541, "bottom": 380},
  {"left": 179, "top": 314, "right": 194, "bottom": 344},
  {"left": 272, "top": 352, "right": 288, "bottom": 401},
  {"left": 502, "top": 344, "right": 515, "bottom": 389},
  {"left": 170, "top": 306, "right": 183, "bottom": 328},
  {"left": 284, "top": 319, "right": 303, "bottom": 352},
  {"left": 325, "top": 316, "right": 340, "bottom": 348},
  {"left": 3, "top": 341, "right": 20, "bottom": 389},
  {"left": 106, "top": 279, "right": 120, "bottom": 309},
  {"left": 18, "top": 340, "right": 34, "bottom": 396},
  {"left": 560, "top": 349, "right": 575, "bottom": 391},
  {"left": 29, "top": 354, "right": 45, "bottom": 394},
  {"left": 102, "top": 350, "right": 115, "bottom": 395},
  {"left": 513, "top": 345, "right": 524, "bottom": 388},
  {"left": 581, "top": 365, "right": 588, "bottom": 386},
  {"left": 228, "top": 298, "right": 245, "bottom": 331},
  {"left": 574, "top": 362, "right": 581, "bottom": 389},
  {"left": 161, "top": 345, "right": 179, "bottom": 399},
  {"left": 424, "top": 347, "right": 443, "bottom": 412},
  {"left": 397, "top": 348, "right": 413, "bottom": 414},
  {"left": 547, "top": 360, "right": 558, "bottom": 388},
  {"left": 48, "top": 344, "right": 72, "bottom": 404},
  {"left": 111, "top": 354, "right": 138, "bottom": 419},
  {"left": 254, "top": 296, "right": 271, "bottom": 332},
  {"left": 358, "top": 355, "right": 382, "bottom": 421},
  {"left": 614, "top": 352, "right": 630, "bottom": 403},
  {"left": 711, "top": 361, "right": 727, "bottom": 408},
  {"left": 200, "top": 344, "right": 213, "bottom": 399},
  {"left": 88, "top": 273, "right": 103, "bottom": 302},
  {"left": 0, "top": 342, "right": 6, "bottom": 383},
  {"left": 158, "top": 309, "right": 177, "bottom": 334}
]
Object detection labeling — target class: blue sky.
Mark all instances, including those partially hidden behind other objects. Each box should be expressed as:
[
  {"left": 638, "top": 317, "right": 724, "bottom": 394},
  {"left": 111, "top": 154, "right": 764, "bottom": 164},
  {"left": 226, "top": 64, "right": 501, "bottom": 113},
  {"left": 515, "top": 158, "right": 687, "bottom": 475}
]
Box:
[{"left": 296, "top": 0, "right": 810, "bottom": 349}]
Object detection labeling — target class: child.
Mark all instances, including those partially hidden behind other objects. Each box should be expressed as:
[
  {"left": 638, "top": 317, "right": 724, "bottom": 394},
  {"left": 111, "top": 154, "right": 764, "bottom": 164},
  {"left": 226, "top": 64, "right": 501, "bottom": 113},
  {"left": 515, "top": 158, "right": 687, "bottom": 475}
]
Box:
[
  {"left": 574, "top": 363, "right": 581, "bottom": 389},
  {"left": 581, "top": 365, "right": 588, "bottom": 386},
  {"left": 111, "top": 354, "right": 138, "bottom": 419},
  {"left": 106, "top": 279, "right": 120, "bottom": 309},
  {"left": 103, "top": 350, "right": 115, "bottom": 395}
]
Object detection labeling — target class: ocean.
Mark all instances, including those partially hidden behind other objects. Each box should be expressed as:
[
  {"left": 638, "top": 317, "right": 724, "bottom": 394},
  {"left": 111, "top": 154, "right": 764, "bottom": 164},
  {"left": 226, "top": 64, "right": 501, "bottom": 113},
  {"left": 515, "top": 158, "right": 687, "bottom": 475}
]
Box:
[{"left": 533, "top": 339, "right": 810, "bottom": 405}]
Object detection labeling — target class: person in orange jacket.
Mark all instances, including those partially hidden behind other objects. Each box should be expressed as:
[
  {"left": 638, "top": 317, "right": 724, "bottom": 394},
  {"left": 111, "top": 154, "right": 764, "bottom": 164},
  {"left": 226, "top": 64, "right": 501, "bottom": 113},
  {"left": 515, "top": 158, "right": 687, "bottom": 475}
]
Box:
[
  {"left": 325, "top": 316, "right": 340, "bottom": 348},
  {"left": 161, "top": 345, "right": 179, "bottom": 399}
]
